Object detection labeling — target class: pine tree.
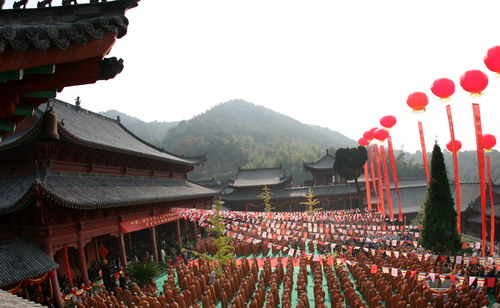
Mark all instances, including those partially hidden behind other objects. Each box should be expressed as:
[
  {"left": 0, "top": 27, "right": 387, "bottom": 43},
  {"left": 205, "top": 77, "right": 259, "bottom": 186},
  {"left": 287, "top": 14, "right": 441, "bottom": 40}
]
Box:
[
  {"left": 420, "top": 143, "right": 461, "bottom": 254},
  {"left": 301, "top": 188, "right": 322, "bottom": 214},
  {"left": 258, "top": 185, "right": 274, "bottom": 213}
]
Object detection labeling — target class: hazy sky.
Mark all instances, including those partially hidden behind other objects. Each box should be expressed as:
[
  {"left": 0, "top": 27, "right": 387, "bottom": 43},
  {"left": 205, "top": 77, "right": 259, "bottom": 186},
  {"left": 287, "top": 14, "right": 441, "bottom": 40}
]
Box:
[{"left": 7, "top": 0, "right": 500, "bottom": 152}]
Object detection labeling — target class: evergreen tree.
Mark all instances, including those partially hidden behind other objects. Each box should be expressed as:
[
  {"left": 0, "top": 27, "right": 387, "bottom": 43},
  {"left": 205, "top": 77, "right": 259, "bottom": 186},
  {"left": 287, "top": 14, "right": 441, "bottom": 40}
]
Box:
[
  {"left": 258, "top": 185, "right": 274, "bottom": 213},
  {"left": 420, "top": 143, "right": 461, "bottom": 254},
  {"left": 197, "top": 196, "right": 235, "bottom": 276},
  {"left": 301, "top": 188, "right": 322, "bottom": 214},
  {"left": 333, "top": 146, "right": 368, "bottom": 208}
]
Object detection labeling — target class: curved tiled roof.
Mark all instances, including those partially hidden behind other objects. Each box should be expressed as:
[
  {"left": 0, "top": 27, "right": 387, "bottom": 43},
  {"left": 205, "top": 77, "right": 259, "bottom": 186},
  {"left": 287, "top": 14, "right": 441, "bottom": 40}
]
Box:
[
  {"left": 51, "top": 100, "right": 205, "bottom": 165},
  {"left": 231, "top": 166, "right": 292, "bottom": 188},
  {"left": 0, "top": 99, "right": 205, "bottom": 166},
  {"left": 303, "top": 150, "right": 336, "bottom": 171},
  {"left": 0, "top": 170, "right": 216, "bottom": 213},
  {"left": 0, "top": 0, "right": 137, "bottom": 54},
  {"left": 222, "top": 184, "right": 355, "bottom": 202},
  {"left": 0, "top": 238, "right": 59, "bottom": 288},
  {"left": 0, "top": 174, "right": 36, "bottom": 213}
]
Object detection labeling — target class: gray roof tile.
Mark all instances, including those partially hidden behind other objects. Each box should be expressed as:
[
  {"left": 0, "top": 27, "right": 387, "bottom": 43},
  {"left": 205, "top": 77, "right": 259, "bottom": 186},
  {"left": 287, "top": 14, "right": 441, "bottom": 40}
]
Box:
[
  {"left": 0, "top": 170, "right": 216, "bottom": 212},
  {"left": 0, "top": 238, "right": 58, "bottom": 288},
  {"left": 231, "top": 166, "right": 291, "bottom": 188},
  {"left": 0, "top": 289, "right": 45, "bottom": 307},
  {"left": 303, "top": 150, "right": 335, "bottom": 171},
  {"left": 51, "top": 100, "right": 204, "bottom": 165}
]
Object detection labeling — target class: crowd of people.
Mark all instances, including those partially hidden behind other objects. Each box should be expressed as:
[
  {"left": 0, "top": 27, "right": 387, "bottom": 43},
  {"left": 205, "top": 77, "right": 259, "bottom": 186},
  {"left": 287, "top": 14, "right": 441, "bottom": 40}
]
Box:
[{"left": 33, "top": 209, "right": 500, "bottom": 307}]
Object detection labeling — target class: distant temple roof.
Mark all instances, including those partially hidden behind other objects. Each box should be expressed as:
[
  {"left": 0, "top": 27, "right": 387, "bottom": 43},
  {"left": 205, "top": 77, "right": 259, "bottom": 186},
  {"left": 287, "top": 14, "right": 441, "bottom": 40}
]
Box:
[
  {"left": 0, "top": 238, "right": 59, "bottom": 288},
  {"left": 231, "top": 166, "right": 292, "bottom": 188},
  {"left": 303, "top": 149, "right": 335, "bottom": 171},
  {"left": 0, "top": 99, "right": 206, "bottom": 166},
  {"left": 222, "top": 184, "right": 355, "bottom": 202},
  {"left": 381, "top": 181, "right": 480, "bottom": 215},
  {"left": 468, "top": 184, "right": 500, "bottom": 218},
  {"left": 0, "top": 169, "right": 217, "bottom": 213}
]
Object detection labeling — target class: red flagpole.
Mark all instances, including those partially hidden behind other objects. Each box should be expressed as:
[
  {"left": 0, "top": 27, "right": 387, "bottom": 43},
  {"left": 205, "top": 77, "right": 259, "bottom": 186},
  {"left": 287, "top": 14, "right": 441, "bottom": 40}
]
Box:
[
  {"left": 446, "top": 104, "right": 462, "bottom": 234},
  {"left": 380, "top": 145, "right": 394, "bottom": 219},
  {"left": 369, "top": 146, "right": 380, "bottom": 212},
  {"left": 387, "top": 136, "right": 403, "bottom": 221},
  {"left": 487, "top": 156, "right": 495, "bottom": 256},
  {"left": 418, "top": 121, "right": 430, "bottom": 185},
  {"left": 364, "top": 162, "right": 372, "bottom": 211},
  {"left": 374, "top": 144, "right": 385, "bottom": 216},
  {"left": 472, "top": 103, "right": 487, "bottom": 256}
]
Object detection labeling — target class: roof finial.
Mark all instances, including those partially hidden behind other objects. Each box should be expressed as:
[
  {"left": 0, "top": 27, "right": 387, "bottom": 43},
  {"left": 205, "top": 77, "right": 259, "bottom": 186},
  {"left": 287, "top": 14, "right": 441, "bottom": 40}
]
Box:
[
  {"left": 75, "top": 96, "right": 81, "bottom": 110},
  {"left": 326, "top": 149, "right": 329, "bottom": 154}
]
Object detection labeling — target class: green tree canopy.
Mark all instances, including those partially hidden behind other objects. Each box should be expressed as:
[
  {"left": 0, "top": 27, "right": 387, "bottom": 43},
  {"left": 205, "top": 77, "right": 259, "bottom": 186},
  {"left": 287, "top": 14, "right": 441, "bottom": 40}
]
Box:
[
  {"left": 333, "top": 146, "right": 368, "bottom": 208},
  {"left": 420, "top": 143, "right": 461, "bottom": 254}
]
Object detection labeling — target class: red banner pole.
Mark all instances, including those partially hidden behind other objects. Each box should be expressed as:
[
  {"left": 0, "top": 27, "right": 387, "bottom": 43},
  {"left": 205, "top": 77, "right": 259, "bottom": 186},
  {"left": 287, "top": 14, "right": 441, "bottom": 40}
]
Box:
[
  {"left": 418, "top": 121, "right": 430, "bottom": 185},
  {"left": 472, "top": 103, "right": 487, "bottom": 256},
  {"left": 487, "top": 155, "right": 495, "bottom": 256},
  {"left": 374, "top": 144, "right": 385, "bottom": 216},
  {"left": 387, "top": 136, "right": 403, "bottom": 221},
  {"left": 446, "top": 104, "right": 462, "bottom": 234},
  {"left": 364, "top": 162, "right": 372, "bottom": 211},
  {"left": 369, "top": 146, "right": 379, "bottom": 212},
  {"left": 380, "top": 145, "right": 394, "bottom": 220}
]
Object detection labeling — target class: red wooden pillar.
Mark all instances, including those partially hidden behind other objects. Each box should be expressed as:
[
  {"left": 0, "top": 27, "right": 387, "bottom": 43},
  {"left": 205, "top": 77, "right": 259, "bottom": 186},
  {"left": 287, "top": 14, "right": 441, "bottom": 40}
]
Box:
[
  {"left": 118, "top": 231, "right": 127, "bottom": 268},
  {"left": 77, "top": 230, "right": 90, "bottom": 286},
  {"left": 44, "top": 236, "right": 64, "bottom": 308},
  {"left": 175, "top": 219, "right": 182, "bottom": 248},
  {"left": 150, "top": 227, "right": 159, "bottom": 262},
  {"left": 22, "top": 283, "right": 30, "bottom": 301}
]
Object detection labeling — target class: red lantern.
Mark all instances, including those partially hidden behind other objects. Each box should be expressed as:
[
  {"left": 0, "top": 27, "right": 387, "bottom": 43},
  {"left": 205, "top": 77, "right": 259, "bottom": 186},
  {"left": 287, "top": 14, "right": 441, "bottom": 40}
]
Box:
[
  {"left": 484, "top": 46, "right": 500, "bottom": 74},
  {"left": 373, "top": 128, "right": 389, "bottom": 142},
  {"left": 380, "top": 115, "right": 397, "bottom": 129},
  {"left": 460, "top": 70, "right": 488, "bottom": 96},
  {"left": 431, "top": 78, "right": 455, "bottom": 100},
  {"left": 446, "top": 140, "right": 462, "bottom": 153},
  {"left": 358, "top": 137, "right": 369, "bottom": 146},
  {"left": 363, "top": 130, "right": 374, "bottom": 141},
  {"left": 483, "top": 134, "right": 496, "bottom": 152},
  {"left": 406, "top": 92, "right": 428, "bottom": 112}
]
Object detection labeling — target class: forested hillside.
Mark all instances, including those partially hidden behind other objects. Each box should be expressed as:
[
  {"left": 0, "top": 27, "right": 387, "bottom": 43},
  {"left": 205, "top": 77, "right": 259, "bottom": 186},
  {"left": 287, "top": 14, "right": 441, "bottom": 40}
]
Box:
[
  {"left": 162, "top": 100, "right": 357, "bottom": 183},
  {"left": 101, "top": 101, "right": 499, "bottom": 185}
]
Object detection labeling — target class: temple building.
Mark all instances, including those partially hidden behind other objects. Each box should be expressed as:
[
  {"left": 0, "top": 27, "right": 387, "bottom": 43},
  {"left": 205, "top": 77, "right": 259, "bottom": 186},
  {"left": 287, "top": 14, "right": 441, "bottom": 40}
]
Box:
[
  {"left": 220, "top": 165, "right": 358, "bottom": 211},
  {"left": 0, "top": 98, "right": 216, "bottom": 306},
  {"left": 462, "top": 183, "right": 500, "bottom": 241},
  {"left": 303, "top": 149, "right": 343, "bottom": 186}
]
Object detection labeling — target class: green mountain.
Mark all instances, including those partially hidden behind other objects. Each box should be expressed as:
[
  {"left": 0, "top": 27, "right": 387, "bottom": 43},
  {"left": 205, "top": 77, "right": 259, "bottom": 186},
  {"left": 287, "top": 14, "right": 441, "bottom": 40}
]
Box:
[
  {"left": 99, "top": 110, "right": 178, "bottom": 146},
  {"left": 100, "top": 102, "right": 498, "bottom": 185},
  {"left": 161, "top": 99, "right": 357, "bottom": 183}
]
